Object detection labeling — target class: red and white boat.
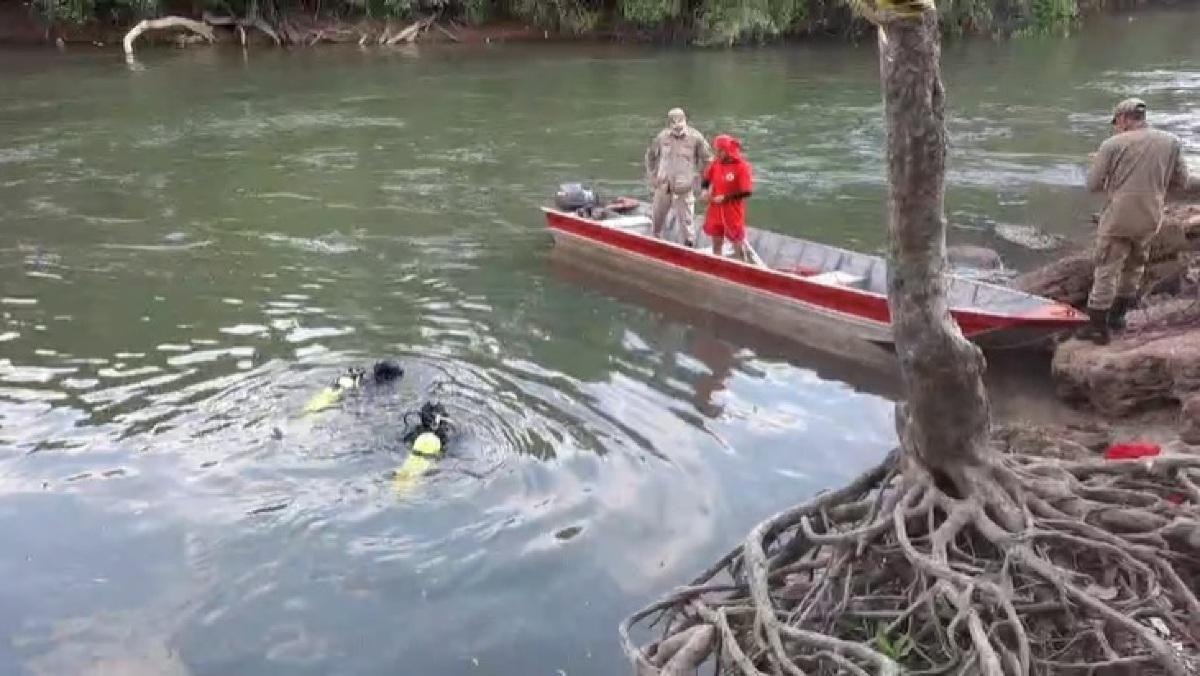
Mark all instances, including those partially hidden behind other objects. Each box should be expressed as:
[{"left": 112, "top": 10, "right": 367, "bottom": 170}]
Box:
[{"left": 543, "top": 201, "right": 1087, "bottom": 350}]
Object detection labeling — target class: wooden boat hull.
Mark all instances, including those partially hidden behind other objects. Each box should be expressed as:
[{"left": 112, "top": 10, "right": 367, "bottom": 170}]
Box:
[{"left": 543, "top": 208, "right": 1086, "bottom": 351}]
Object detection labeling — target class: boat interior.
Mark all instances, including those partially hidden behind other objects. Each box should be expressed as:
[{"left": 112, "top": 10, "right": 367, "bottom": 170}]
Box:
[{"left": 568, "top": 202, "right": 1056, "bottom": 315}]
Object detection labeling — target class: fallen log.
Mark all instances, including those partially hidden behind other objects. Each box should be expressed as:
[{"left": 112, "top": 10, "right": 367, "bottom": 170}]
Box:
[
  {"left": 385, "top": 16, "right": 433, "bottom": 45},
  {"left": 123, "top": 16, "right": 216, "bottom": 54}
]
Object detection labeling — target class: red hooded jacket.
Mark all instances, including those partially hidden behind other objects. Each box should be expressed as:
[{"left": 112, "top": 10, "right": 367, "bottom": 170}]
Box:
[{"left": 702, "top": 135, "right": 753, "bottom": 241}]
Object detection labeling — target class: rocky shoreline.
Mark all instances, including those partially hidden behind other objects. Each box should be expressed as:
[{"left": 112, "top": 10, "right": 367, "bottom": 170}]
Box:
[{"left": 1014, "top": 201, "right": 1200, "bottom": 446}]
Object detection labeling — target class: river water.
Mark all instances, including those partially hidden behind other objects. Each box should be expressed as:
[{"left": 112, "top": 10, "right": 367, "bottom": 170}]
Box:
[{"left": 2, "top": 8, "right": 1199, "bottom": 675}]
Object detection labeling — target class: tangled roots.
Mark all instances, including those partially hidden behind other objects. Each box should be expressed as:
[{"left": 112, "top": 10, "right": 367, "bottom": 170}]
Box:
[{"left": 621, "top": 449, "right": 1200, "bottom": 675}]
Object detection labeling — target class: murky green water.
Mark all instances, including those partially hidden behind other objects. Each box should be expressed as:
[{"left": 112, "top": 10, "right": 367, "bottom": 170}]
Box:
[{"left": 2, "top": 8, "right": 1199, "bottom": 675}]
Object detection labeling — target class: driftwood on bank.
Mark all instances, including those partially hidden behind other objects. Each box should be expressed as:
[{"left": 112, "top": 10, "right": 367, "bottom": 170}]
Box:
[
  {"left": 122, "top": 12, "right": 444, "bottom": 54},
  {"left": 202, "top": 12, "right": 281, "bottom": 46},
  {"left": 122, "top": 16, "right": 216, "bottom": 54},
  {"left": 386, "top": 16, "right": 434, "bottom": 45}
]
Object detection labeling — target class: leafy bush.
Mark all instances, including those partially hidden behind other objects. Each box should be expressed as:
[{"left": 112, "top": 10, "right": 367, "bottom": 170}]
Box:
[{"left": 695, "top": 0, "right": 806, "bottom": 44}]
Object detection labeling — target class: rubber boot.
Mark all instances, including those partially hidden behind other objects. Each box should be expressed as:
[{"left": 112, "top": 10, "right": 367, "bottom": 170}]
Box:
[
  {"left": 1076, "top": 308, "right": 1111, "bottom": 345},
  {"left": 1108, "top": 296, "right": 1134, "bottom": 331}
]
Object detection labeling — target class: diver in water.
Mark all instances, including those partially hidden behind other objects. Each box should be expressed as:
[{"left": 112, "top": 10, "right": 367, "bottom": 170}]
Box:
[
  {"left": 302, "top": 359, "right": 406, "bottom": 414},
  {"left": 299, "top": 359, "right": 459, "bottom": 486},
  {"left": 394, "top": 401, "right": 455, "bottom": 483}
]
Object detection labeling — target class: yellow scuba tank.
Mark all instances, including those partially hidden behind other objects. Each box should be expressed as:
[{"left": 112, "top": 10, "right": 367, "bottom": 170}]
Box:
[
  {"left": 301, "top": 369, "right": 364, "bottom": 415},
  {"left": 302, "top": 386, "right": 342, "bottom": 414},
  {"left": 393, "top": 432, "right": 444, "bottom": 490}
]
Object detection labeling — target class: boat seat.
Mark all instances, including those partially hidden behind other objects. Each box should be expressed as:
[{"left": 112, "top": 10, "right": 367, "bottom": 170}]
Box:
[
  {"left": 808, "top": 270, "right": 866, "bottom": 288},
  {"left": 781, "top": 265, "right": 820, "bottom": 277},
  {"left": 604, "top": 215, "right": 652, "bottom": 230}
]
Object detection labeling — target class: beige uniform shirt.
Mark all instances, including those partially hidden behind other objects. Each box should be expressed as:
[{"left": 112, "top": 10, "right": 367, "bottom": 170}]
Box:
[
  {"left": 645, "top": 128, "right": 713, "bottom": 195},
  {"left": 1087, "top": 126, "right": 1189, "bottom": 238}
]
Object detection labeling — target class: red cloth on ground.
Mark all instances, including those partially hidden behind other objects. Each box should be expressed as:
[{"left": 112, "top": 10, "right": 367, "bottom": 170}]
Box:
[{"left": 1103, "top": 442, "right": 1161, "bottom": 460}]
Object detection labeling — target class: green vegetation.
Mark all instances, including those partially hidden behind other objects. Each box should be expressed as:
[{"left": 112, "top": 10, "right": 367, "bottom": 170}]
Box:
[
  {"left": 869, "top": 624, "right": 914, "bottom": 664},
  {"left": 33, "top": 0, "right": 159, "bottom": 25},
  {"left": 17, "top": 0, "right": 1104, "bottom": 43}
]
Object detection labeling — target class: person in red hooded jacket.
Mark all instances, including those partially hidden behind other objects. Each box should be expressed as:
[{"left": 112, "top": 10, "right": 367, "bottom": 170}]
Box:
[{"left": 701, "top": 134, "right": 754, "bottom": 262}]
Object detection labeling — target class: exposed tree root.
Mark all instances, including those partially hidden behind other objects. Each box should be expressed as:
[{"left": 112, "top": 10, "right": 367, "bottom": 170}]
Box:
[{"left": 621, "top": 449, "right": 1200, "bottom": 675}]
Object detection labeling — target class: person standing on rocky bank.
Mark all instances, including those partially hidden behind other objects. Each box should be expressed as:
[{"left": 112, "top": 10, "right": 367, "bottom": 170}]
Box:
[
  {"left": 1080, "top": 97, "right": 1190, "bottom": 344},
  {"left": 645, "top": 108, "right": 713, "bottom": 247}
]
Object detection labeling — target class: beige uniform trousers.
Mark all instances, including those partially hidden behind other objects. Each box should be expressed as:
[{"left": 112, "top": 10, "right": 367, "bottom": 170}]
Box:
[
  {"left": 1088, "top": 233, "right": 1153, "bottom": 311},
  {"left": 651, "top": 186, "right": 695, "bottom": 245}
]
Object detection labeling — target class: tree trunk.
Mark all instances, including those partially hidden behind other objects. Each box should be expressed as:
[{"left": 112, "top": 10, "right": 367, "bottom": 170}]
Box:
[{"left": 879, "top": 11, "right": 991, "bottom": 495}]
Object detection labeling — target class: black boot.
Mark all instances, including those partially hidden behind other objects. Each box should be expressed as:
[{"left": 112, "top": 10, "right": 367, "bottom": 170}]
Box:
[
  {"left": 1076, "top": 308, "right": 1111, "bottom": 345},
  {"left": 1108, "top": 296, "right": 1135, "bottom": 331}
]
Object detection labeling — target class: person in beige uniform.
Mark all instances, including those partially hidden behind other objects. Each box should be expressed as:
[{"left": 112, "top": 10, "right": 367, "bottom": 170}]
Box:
[
  {"left": 645, "top": 108, "right": 713, "bottom": 247},
  {"left": 1079, "top": 98, "right": 1190, "bottom": 344}
]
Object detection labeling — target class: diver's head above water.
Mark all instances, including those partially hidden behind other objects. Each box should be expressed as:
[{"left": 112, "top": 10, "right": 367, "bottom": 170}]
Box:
[
  {"left": 372, "top": 359, "right": 404, "bottom": 383},
  {"left": 404, "top": 401, "right": 452, "bottom": 447}
]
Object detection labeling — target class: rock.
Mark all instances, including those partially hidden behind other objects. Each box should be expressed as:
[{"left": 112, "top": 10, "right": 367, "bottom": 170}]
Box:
[
  {"left": 1126, "top": 297, "right": 1200, "bottom": 332},
  {"left": 1013, "top": 253, "right": 1093, "bottom": 306},
  {"left": 992, "top": 422, "right": 1107, "bottom": 460},
  {"left": 1013, "top": 252, "right": 1191, "bottom": 307},
  {"left": 1181, "top": 395, "right": 1200, "bottom": 445},
  {"left": 1164, "top": 202, "right": 1200, "bottom": 231},
  {"left": 1148, "top": 217, "right": 1191, "bottom": 261},
  {"left": 1034, "top": 200, "right": 1200, "bottom": 420},
  {"left": 1142, "top": 257, "right": 1187, "bottom": 296},
  {"left": 1052, "top": 328, "right": 1200, "bottom": 417},
  {"left": 948, "top": 244, "right": 1003, "bottom": 270},
  {"left": 1166, "top": 439, "right": 1200, "bottom": 456},
  {"left": 1014, "top": 201, "right": 1200, "bottom": 306},
  {"left": 1151, "top": 203, "right": 1200, "bottom": 260}
]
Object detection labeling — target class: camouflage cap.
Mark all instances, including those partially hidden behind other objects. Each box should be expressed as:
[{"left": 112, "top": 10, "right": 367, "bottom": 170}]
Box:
[
  {"left": 1111, "top": 97, "right": 1147, "bottom": 123},
  {"left": 667, "top": 107, "right": 686, "bottom": 122}
]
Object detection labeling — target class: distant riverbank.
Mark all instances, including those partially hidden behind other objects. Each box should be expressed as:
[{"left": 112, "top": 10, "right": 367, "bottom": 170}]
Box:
[{"left": 0, "top": 0, "right": 1181, "bottom": 49}]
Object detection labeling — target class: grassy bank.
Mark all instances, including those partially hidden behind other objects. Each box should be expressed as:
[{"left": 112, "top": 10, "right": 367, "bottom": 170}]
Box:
[{"left": 0, "top": 0, "right": 1155, "bottom": 46}]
